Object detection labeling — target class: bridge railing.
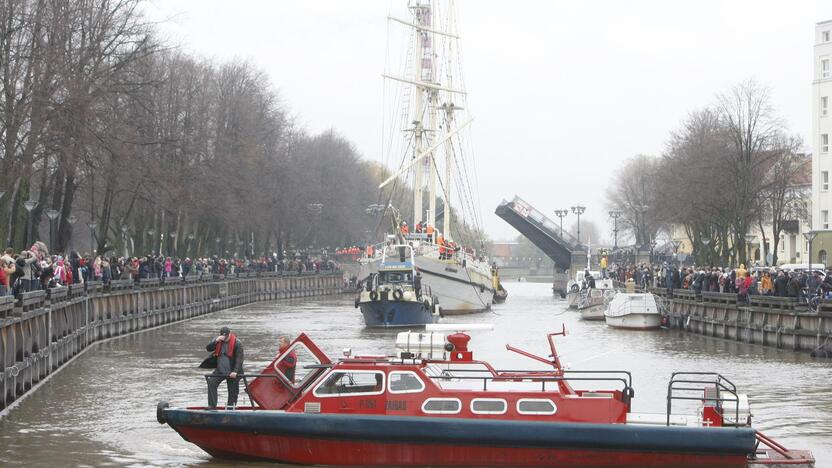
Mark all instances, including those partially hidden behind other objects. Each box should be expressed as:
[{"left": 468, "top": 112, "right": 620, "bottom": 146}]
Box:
[{"left": 502, "top": 196, "right": 581, "bottom": 249}]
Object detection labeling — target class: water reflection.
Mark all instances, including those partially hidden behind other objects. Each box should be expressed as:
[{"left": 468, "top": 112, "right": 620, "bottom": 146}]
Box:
[{"left": 0, "top": 282, "right": 829, "bottom": 466}]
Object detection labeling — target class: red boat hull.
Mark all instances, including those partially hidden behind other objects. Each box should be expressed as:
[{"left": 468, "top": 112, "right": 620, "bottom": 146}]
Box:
[{"left": 176, "top": 426, "right": 747, "bottom": 467}]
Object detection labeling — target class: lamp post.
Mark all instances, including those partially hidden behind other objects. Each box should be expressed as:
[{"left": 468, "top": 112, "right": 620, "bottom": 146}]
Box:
[
  {"left": 803, "top": 231, "right": 818, "bottom": 271},
  {"left": 608, "top": 209, "right": 622, "bottom": 249},
  {"left": 23, "top": 200, "right": 38, "bottom": 247},
  {"left": 744, "top": 234, "right": 757, "bottom": 265},
  {"left": 187, "top": 233, "right": 195, "bottom": 257},
  {"left": 570, "top": 205, "right": 586, "bottom": 243},
  {"left": 45, "top": 209, "right": 60, "bottom": 253},
  {"left": 553, "top": 209, "right": 568, "bottom": 237},
  {"left": 169, "top": 232, "right": 177, "bottom": 257},
  {"left": 701, "top": 238, "right": 710, "bottom": 266},
  {"left": 670, "top": 240, "right": 682, "bottom": 265},
  {"left": 121, "top": 225, "right": 130, "bottom": 257},
  {"left": 67, "top": 215, "right": 78, "bottom": 252},
  {"left": 147, "top": 228, "right": 156, "bottom": 255},
  {"left": 86, "top": 221, "right": 98, "bottom": 254}
]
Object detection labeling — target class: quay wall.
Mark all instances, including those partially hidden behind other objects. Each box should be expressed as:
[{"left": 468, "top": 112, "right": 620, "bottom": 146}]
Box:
[
  {"left": 0, "top": 272, "right": 344, "bottom": 413},
  {"left": 654, "top": 288, "right": 832, "bottom": 353}
]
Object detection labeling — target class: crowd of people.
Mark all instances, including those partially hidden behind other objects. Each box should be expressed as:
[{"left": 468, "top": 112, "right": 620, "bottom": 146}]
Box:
[
  {"left": 0, "top": 240, "right": 341, "bottom": 298},
  {"left": 605, "top": 261, "right": 832, "bottom": 303}
]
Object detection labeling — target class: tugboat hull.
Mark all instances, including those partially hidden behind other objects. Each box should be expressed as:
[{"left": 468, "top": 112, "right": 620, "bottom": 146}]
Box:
[
  {"left": 359, "top": 300, "right": 438, "bottom": 328},
  {"left": 163, "top": 409, "right": 755, "bottom": 468}
]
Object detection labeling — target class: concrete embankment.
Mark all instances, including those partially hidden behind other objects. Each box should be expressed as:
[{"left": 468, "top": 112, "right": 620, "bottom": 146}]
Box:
[
  {"left": 0, "top": 272, "right": 344, "bottom": 413},
  {"left": 657, "top": 288, "right": 832, "bottom": 353}
]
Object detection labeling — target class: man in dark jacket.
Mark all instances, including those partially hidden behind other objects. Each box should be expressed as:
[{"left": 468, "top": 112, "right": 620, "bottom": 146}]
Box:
[
  {"left": 773, "top": 271, "right": 788, "bottom": 297},
  {"left": 786, "top": 273, "right": 801, "bottom": 298},
  {"left": 203, "top": 326, "right": 244, "bottom": 408}
]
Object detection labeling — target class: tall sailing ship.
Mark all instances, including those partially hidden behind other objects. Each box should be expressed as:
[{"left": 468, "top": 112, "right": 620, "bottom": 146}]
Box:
[{"left": 364, "top": 0, "right": 496, "bottom": 314}]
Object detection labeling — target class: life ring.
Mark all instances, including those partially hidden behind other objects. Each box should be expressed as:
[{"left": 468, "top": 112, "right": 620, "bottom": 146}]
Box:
[
  {"left": 570, "top": 284, "right": 579, "bottom": 292},
  {"left": 393, "top": 289, "right": 404, "bottom": 301},
  {"left": 370, "top": 290, "right": 378, "bottom": 301}
]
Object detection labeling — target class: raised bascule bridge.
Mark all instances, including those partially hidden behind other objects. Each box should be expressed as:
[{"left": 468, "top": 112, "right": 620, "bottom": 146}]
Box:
[{"left": 495, "top": 196, "right": 585, "bottom": 295}]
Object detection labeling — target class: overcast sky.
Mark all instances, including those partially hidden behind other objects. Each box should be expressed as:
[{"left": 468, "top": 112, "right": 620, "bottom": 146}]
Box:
[{"left": 145, "top": 0, "right": 832, "bottom": 242}]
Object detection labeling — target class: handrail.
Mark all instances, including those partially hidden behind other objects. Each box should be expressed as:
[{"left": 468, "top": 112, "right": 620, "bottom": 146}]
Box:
[
  {"left": 666, "top": 372, "right": 740, "bottom": 427},
  {"left": 424, "top": 372, "right": 630, "bottom": 393}
]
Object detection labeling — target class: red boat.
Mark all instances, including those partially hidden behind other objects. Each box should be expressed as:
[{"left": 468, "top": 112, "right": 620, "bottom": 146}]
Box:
[{"left": 157, "top": 325, "right": 814, "bottom": 467}]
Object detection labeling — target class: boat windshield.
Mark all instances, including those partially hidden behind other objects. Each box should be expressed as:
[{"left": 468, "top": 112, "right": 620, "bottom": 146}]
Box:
[{"left": 378, "top": 270, "right": 413, "bottom": 284}]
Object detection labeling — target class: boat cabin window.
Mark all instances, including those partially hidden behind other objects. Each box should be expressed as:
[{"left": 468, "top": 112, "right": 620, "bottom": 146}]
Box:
[
  {"left": 273, "top": 342, "right": 324, "bottom": 389},
  {"left": 313, "top": 370, "right": 385, "bottom": 397},
  {"left": 388, "top": 371, "right": 425, "bottom": 394},
  {"left": 471, "top": 398, "right": 507, "bottom": 415},
  {"left": 516, "top": 399, "right": 557, "bottom": 415},
  {"left": 421, "top": 398, "right": 462, "bottom": 415},
  {"left": 378, "top": 271, "right": 413, "bottom": 284}
]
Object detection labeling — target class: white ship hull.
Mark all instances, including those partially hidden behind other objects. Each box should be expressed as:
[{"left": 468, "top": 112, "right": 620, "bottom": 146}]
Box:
[
  {"left": 605, "top": 313, "right": 661, "bottom": 330},
  {"left": 361, "top": 251, "right": 493, "bottom": 314},
  {"left": 579, "top": 304, "right": 606, "bottom": 321},
  {"left": 604, "top": 293, "right": 661, "bottom": 330}
]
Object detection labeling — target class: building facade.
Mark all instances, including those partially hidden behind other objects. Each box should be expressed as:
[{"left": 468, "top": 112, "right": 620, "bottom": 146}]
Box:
[{"left": 811, "top": 20, "right": 832, "bottom": 265}]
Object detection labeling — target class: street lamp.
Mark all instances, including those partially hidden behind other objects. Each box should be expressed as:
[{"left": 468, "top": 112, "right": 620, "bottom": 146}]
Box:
[
  {"left": 701, "top": 238, "right": 710, "bottom": 266},
  {"left": 86, "top": 221, "right": 98, "bottom": 254},
  {"left": 553, "top": 209, "right": 568, "bottom": 237},
  {"left": 570, "top": 205, "right": 586, "bottom": 243},
  {"left": 608, "top": 209, "right": 622, "bottom": 249},
  {"left": 67, "top": 215, "right": 78, "bottom": 252},
  {"left": 803, "top": 231, "right": 818, "bottom": 271},
  {"left": 23, "top": 200, "right": 38, "bottom": 247},
  {"left": 744, "top": 234, "right": 757, "bottom": 265},
  {"left": 121, "top": 225, "right": 129, "bottom": 257},
  {"left": 147, "top": 228, "right": 156, "bottom": 255},
  {"left": 45, "top": 209, "right": 60, "bottom": 253}
]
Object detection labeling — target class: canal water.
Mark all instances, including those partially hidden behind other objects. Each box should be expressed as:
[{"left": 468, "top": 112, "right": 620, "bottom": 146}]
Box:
[{"left": 0, "top": 281, "right": 829, "bottom": 467}]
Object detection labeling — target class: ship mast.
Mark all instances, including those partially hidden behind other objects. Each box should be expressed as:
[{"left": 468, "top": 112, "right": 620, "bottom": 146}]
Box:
[{"left": 411, "top": 1, "right": 432, "bottom": 230}]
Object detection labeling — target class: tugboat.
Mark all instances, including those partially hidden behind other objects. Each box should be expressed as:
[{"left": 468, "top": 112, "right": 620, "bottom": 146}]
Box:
[
  {"left": 355, "top": 243, "right": 441, "bottom": 327},
  {"left": 158, "top": 326, "right": 814, "bottom": 467}
]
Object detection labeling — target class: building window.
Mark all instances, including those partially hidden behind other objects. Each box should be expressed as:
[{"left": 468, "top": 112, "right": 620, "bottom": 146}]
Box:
[
  {"left": 824, "top": 59, "right": 832, "bottom": 79},
  {"left": 824, "top": 210, "right": 829, "bottom": 230},
  {"left": 824, "top": 171, "right": 829, "bottom": 191},
  {"left": 825, "top": 31, "right": 831, "bottom": 42},
  {"left": 824, "top": 134, "right": 830, "bottom": 153},
  {"left": 823, "top": 96, "right": 829, "bottom": 117}
]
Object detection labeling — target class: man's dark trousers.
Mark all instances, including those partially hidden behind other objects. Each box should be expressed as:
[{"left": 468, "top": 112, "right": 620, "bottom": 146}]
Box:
[{"left": 207, "top": 372, "right": 239, "bottom": 408}]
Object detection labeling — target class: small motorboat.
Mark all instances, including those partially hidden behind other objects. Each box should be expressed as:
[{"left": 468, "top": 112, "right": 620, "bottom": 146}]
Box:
[
  {"left": 158, "top": 326, "right": 814, "bottom": 467},
  {"left": 578, "top": 288, "right": 615, "bottom": 321},
  {"left": 567, "top": 271, "right": 613, "bottom": 309},
  {"left": 605, "top": 292, "right": 662, "bottom": 330},
  {"left": 355, "top": 243, "right": 440, "bottom": 328}
]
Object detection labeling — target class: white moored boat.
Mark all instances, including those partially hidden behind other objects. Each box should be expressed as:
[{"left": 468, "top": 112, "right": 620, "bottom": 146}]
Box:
[
  {"left": 604, "top": 293, "right": 661, "bottom": 330},
  {"left": 578, "top": 288, "right": 616, "bottom": 321}
]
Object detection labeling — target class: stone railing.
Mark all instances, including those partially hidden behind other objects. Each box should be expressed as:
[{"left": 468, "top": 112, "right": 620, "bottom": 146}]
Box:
[{"left": 0, "top": 272, "right": 344, "bottom": 413}]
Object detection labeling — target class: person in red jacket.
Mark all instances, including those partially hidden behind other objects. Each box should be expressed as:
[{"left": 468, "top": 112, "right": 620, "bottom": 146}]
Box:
[{"left": 275, "top": 336, "right": 297, "bottom": 382}]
